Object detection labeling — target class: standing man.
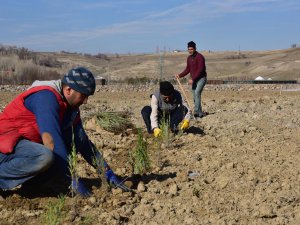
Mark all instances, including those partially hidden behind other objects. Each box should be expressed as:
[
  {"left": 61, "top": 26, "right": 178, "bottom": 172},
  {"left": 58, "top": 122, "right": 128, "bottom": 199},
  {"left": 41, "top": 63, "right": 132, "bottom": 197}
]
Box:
[
  {"left": 141, "top": 81, "right": 191, "bottom": 137},
  {"left": 176, "top": 41, "right": 207, "bottom": 118},
  {"left": 0, "top": 67, "right": 129, "bottom": 196}
]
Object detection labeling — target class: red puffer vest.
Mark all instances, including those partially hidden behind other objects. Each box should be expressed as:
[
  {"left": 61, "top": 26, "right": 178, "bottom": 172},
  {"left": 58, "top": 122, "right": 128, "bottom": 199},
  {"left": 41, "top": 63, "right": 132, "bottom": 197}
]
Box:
[{"left": 0, "top": 86, "right": 67, "bottom": 154}]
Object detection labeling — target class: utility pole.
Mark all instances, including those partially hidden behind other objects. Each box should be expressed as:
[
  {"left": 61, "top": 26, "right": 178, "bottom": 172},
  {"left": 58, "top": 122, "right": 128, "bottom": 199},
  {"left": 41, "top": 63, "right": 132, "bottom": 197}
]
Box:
[
  {"left": 158, "top": 48, "right": 165, "bottom": 81},
  {"left": 107, "top": 61, "right": 110, "bottom": 85},
  {"left": 159, "top": 54, "right": 162, "bottom": 81}
]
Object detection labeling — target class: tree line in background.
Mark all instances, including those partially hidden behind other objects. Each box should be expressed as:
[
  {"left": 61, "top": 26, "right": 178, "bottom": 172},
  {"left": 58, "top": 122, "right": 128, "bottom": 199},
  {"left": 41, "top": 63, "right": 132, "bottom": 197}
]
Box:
[
  {"left": 0, "top": 45, "right": 62, "bottom": 84},
  {"left": 0, "top": 45, "right": 114, "bottom": 85},
  {"left": 0, "top": 44, "right": 168, "bottom": 86}
]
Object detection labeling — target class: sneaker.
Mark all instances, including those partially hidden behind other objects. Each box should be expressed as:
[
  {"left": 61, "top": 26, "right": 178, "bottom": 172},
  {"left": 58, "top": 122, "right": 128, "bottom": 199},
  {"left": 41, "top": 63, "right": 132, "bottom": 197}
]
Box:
[
  {"left": 194, "top": 112, "right": 208, "bottom": 119},
  {"left": 198, "top": 114, "right": 205, "bottom": 118}
]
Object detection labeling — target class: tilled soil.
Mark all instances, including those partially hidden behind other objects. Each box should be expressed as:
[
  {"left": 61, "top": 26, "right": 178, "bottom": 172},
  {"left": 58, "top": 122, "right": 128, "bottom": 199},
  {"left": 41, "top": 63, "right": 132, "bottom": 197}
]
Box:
[{"left": 0, "top": 84, "right": 300, "bottom": 225}]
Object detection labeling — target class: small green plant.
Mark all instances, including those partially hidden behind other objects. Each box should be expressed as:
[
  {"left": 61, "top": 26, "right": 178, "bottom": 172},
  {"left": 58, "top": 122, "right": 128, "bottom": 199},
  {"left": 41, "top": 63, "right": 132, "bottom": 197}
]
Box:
[
  {"left": 67, "top": 130, "right": 81, "bottom": 219},
  {"left": 41, "top": 194, "right": 65, "bottom": 225},
  {"left": 159, "top": 113, "right": 171, "bottom": 147},
  {"left": 95, "top": 111, "right": 133, "bottom": 134},
  {"left": 91, "top": 143, "right": 109, "bottom": 191},
  {"left": 124, "top": 76, "right": 156, "bottom": 85},
  {"left": 68, "top": 130, "right": 77, "bottom": 197},
  {"left": 153, "top": 137, "right": 162, "bottom": 168},
  {"left": 130, "top": 128, "right": 150, "bottom": 174},
  {"left": 81, "top": 215, "right": 94, "bottom": 225}
]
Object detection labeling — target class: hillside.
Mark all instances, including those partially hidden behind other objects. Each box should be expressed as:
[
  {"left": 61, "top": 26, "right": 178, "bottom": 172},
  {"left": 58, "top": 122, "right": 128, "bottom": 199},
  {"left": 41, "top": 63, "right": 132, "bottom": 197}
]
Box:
[{"left": 41, "top": 48, "right": 300, "bottom": 82}]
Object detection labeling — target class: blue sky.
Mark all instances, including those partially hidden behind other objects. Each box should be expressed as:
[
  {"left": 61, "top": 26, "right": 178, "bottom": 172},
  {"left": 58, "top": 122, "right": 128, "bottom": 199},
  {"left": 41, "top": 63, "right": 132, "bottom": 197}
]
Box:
[{"left": 0, "top": 0, "right": 300, "bottom": 54}]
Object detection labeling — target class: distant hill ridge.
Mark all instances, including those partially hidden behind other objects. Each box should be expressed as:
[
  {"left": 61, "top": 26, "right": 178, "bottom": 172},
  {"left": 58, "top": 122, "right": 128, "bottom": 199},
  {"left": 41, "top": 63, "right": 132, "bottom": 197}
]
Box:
[{"left": 1, "top": 45, "right": 299, "bottom": 83}]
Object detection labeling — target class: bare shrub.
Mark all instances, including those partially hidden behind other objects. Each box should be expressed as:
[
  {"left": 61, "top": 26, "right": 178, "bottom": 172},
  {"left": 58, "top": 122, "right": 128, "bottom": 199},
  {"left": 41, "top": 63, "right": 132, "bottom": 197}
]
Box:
[
  {"left": 0, "top": 45, "right": 20, "bottom": 56},
  {"left": 0, "top": 55, "right": 18, "bottom": 71},
  {"left": 0, "top": 45, "right": 36, "bottom": 60},
  {"left": 0, "top": 45, "right": 62, "bottom": 84},
  {"left": 94, "top": 53, "right": 110, "bottom": 61},
  {"left": 13, "top": 62, "right": 61, "bottom": 84},
  {"left": 34, "top": 55, "right": 63, "bottom": 68},
  {"left": 16, "top": 62, "right": 41, "bottom": 84},
  {"left": 224, "top": 54, "right": 247, "bottom": 60},
  {"left": 124, "top": 76, "right": 158, "bottom": 85},
  {"left": 42, "top": 70, "right": 61, "bottom": 80},
  {"left": 17, "top": 47, "right": 36, "bottom": 60}
]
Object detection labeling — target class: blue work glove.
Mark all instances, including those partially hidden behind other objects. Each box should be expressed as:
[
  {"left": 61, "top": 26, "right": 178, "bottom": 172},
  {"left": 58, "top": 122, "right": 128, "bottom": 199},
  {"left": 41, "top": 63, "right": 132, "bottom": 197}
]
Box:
[
  {"left": 71, "top": 177, "right": 91, "bottom": 197},
  {"left": 105, "top": 169, "right": 131, "bottom": 192}
]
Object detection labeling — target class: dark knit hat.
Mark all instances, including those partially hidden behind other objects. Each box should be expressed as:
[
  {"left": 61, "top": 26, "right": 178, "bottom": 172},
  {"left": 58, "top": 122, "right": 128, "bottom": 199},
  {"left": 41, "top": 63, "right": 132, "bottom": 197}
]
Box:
[
  {"left": 187, "top": 41, "right": 196, "bottom": 49},
  {"left": 62, "top": 67, "right": 96, "bottom": 96},
  {"left": 160, "top": 81, "right": 174, "bottom": 96}
]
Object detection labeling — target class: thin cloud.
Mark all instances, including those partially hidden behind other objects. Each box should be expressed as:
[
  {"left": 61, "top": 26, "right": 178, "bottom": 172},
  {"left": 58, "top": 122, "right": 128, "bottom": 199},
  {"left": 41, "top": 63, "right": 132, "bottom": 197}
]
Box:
[
  {"left": 208, "top": 0, "right": 300, "bottom": 13},
  {"left": 132, "top": 0, "right": 290, "bottom": 29},
  {"left": 79, "top": 2, "right": 116, "bottom": 10},
  {"left": 78, "top": 0, "right": 147, "bottom": 10}
]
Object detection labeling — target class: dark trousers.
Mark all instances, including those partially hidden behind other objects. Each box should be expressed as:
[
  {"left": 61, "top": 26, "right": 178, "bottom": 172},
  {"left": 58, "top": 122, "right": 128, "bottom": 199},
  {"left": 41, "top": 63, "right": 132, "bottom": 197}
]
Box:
[{"left": 141, "top": 106, "right": 188, "bottom": 133}]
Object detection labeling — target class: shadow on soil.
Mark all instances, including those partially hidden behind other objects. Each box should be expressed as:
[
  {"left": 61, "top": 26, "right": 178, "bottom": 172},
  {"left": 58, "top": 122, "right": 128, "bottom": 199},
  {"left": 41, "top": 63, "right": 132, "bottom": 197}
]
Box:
[
  {"left": 124, "top": 172, "right": 177, "bottom": 189},
  {"left": 186, "top": 126, "right": 205, "bottom": 135},
  {"left": 0, "top": 178, "right": 102, "bottom": 199},
  {"left": 0, "top": 172, "right": 176, "bottom": 198}
]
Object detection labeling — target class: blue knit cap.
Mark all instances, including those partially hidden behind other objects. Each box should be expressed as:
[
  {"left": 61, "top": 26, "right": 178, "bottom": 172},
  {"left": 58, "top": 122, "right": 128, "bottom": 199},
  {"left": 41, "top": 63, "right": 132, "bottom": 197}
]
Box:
[{"left": 62, "top": 67, "right": 96, "bottom": 96}]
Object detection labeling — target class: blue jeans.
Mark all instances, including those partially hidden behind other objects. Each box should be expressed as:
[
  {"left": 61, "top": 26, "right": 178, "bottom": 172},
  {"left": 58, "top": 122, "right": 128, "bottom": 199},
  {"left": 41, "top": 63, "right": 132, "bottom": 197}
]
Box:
[
  {"left": 192, "top": 77, "right": 207, "bottom": 116},
  {"left": 0, "top": 139, "right": 54, "bottom": 190}
]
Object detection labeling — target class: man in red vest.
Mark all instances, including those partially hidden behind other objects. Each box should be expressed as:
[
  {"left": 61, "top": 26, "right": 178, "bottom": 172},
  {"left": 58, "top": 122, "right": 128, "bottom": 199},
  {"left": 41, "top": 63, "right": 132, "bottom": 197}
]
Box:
[{"left": 0, "top": 67, "right": 130, "bottom": 196}]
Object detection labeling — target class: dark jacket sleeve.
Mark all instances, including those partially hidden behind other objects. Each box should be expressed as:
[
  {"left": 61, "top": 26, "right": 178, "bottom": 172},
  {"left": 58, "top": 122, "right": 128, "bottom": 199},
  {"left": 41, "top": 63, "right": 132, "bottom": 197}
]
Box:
[
  {"left": 73, "top": 118, "right": 95, "bottom": 166},
  {"left": 73, "top": 118, "right": 108, "bottom": 169},
  {"left": 179, "top": 57, "right": 190, "bottom": 77}
]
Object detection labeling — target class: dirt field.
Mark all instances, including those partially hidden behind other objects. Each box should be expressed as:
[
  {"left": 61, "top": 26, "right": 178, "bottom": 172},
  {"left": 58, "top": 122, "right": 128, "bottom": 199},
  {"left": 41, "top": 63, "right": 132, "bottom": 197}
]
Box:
[{"left": 0, "top": 83, "right": 299, "bottom": 225}]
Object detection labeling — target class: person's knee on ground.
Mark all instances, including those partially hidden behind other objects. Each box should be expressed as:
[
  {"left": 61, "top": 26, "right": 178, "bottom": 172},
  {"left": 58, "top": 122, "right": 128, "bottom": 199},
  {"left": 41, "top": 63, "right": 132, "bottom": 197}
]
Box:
[
  {"left": 29, "top": 147, "right": 55, "bottom": 174},
  {"left": 169, "top": 107, "right": 186, "bottom": 131},
  {"left": 0, "top": 145, "right": 54, "bottom": 190},
  {"left": 141, "top": 106, "right": 152, "bottom": 133}
]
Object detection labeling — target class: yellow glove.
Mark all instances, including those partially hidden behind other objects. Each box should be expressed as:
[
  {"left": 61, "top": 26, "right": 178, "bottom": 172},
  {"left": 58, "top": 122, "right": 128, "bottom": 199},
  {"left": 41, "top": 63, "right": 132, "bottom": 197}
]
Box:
[
  {"left": 180, "top": 119, "right": 189, "bottom": 130},
  {"left": 153, "top": 128, "right": 162, "bottom": 137}
]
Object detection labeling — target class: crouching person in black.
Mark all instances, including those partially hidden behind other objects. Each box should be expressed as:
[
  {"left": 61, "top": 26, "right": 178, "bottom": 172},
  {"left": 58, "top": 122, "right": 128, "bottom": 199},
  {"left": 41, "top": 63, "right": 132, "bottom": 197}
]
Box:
[{"left": 141, "top": 81, "right": 191, "bottom": 137}]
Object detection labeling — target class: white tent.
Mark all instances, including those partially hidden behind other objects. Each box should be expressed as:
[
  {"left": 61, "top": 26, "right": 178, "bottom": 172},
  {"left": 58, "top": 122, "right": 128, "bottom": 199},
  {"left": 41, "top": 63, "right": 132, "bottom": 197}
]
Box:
[{"left": 255, "top": 76, "right": 265, "bottom": 80}]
